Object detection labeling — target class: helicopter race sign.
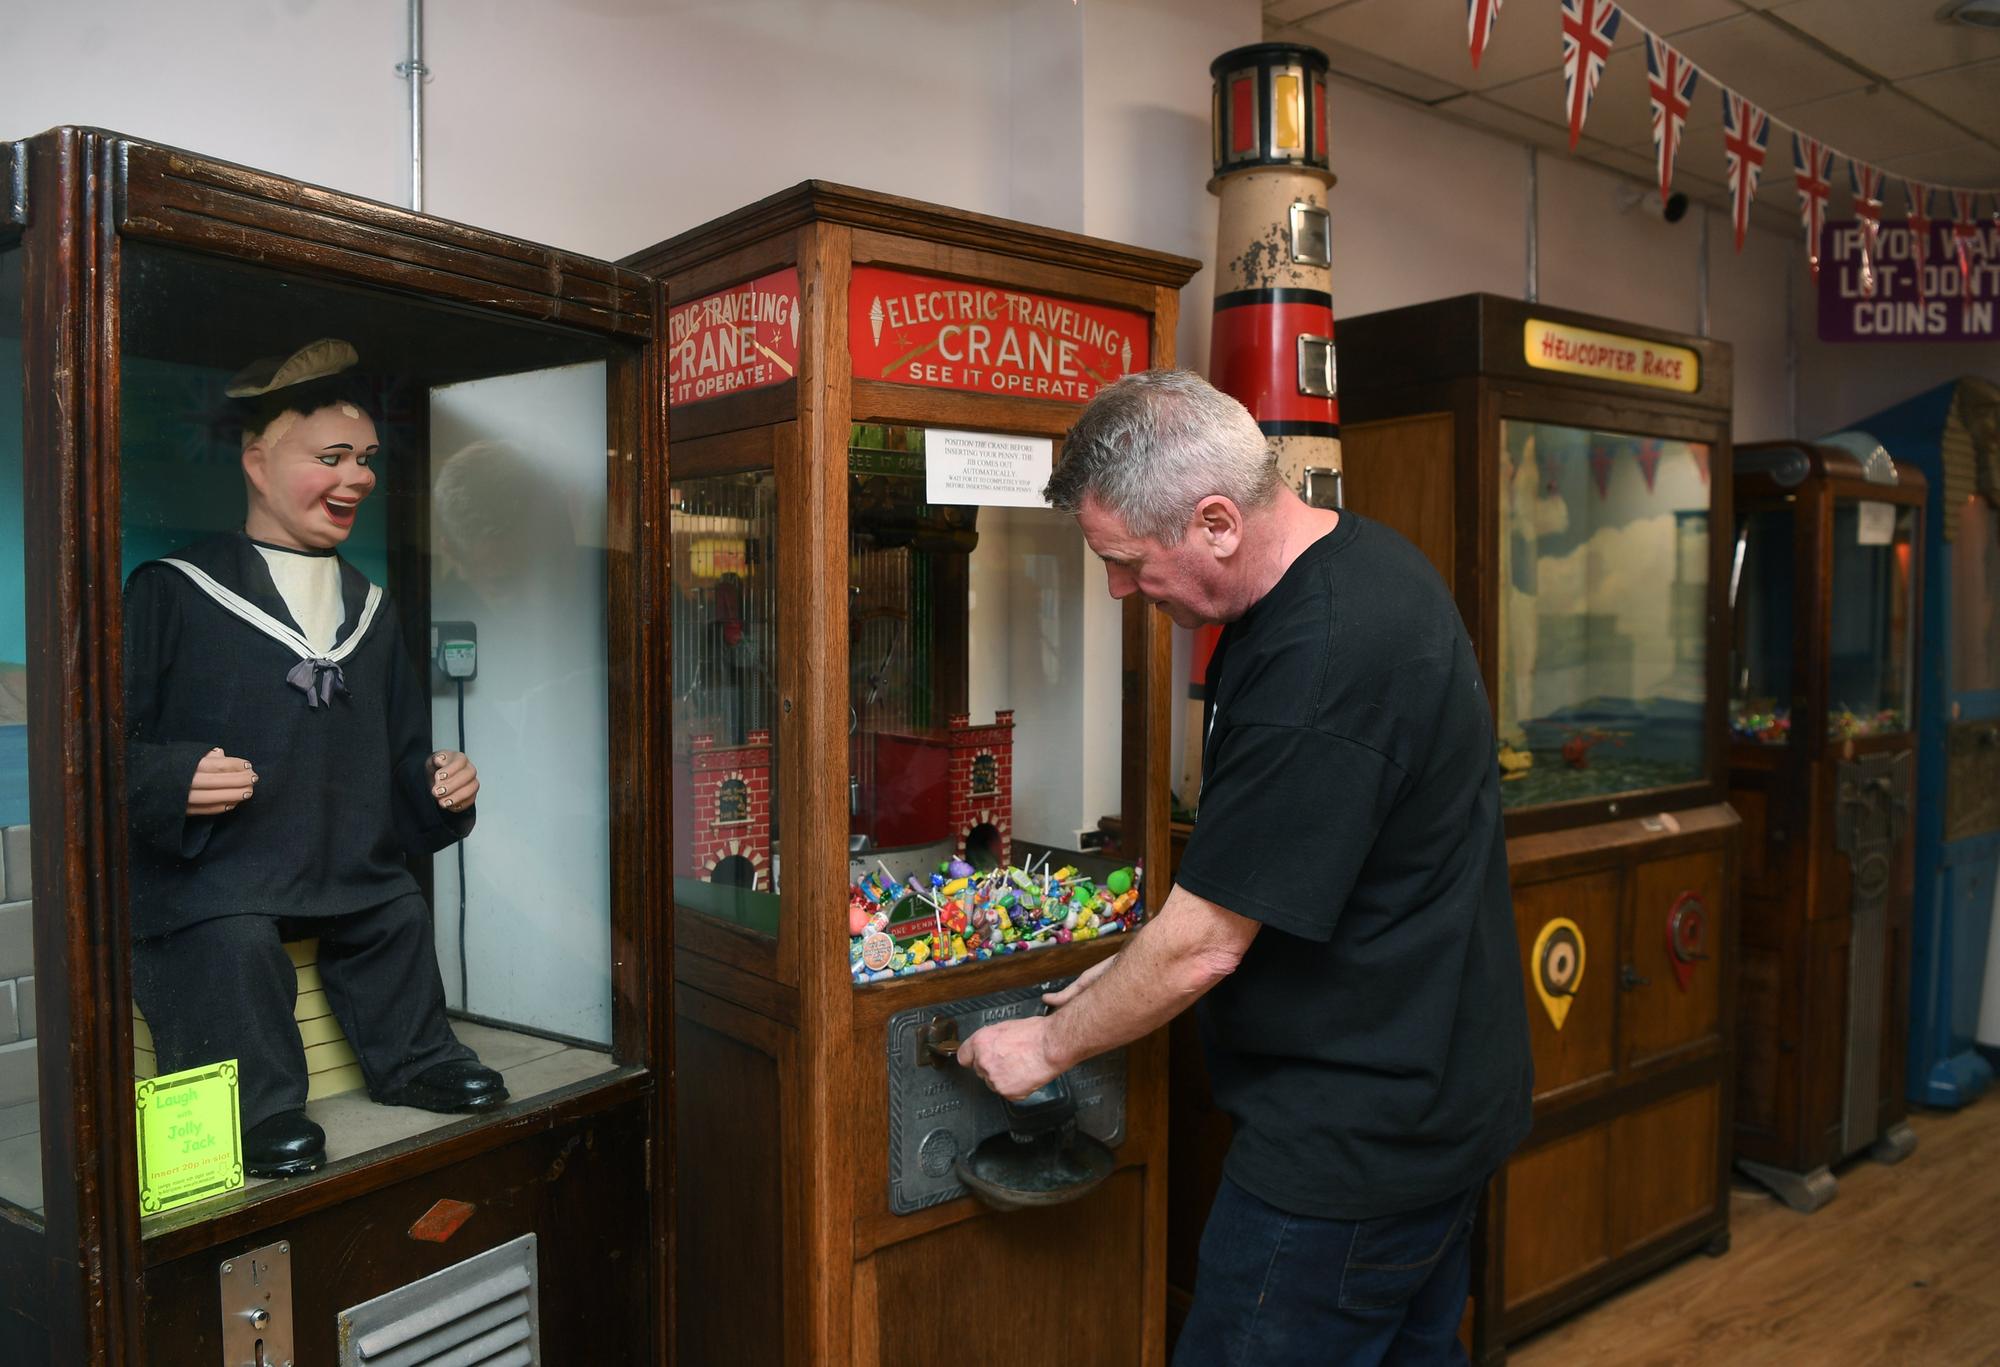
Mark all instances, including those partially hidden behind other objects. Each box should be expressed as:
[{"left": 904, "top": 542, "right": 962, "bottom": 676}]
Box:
[{"left": 1817, "top": 218, "right": 2000, "bottom": 343}]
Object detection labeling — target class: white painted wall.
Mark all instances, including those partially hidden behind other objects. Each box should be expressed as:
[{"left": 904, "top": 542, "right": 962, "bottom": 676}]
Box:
[
  {"left": 1318, "top": 76, "right": 1797, "bottom": 444},
  {"left": 1794, "top": 312, "right": 2000, "bottom": 439},
  {"left": 2, "top": 0, "right": 1812, "bottom": 435},
  {"left": 1, "top": 1, "right": 412, "bottom": 211}
]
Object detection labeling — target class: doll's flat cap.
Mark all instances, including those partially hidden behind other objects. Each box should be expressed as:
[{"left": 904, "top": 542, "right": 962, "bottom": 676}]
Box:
[{"left": 224, "top": 338, "right": 360, "bottom": 398}]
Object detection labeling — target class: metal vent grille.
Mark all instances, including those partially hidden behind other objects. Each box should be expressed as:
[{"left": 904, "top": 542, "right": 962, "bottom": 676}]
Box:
[{"left": 337, "top": 1233, "right": 540, "bottom": 1367}]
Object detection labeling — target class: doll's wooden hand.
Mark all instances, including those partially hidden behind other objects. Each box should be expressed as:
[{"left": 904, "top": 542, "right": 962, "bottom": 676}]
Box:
[
  {"left": 187, "top": 747, "right": 257, "bottom": 817},
  {"left": 430, "top": 750, "right": 479, "bottom": 811}
]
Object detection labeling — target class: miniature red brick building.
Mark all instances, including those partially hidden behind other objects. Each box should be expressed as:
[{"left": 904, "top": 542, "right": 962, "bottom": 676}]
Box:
[
  {"left": 688, "top": 729, "right": 773, "bottom": 888},
  {"left": 947, "top": 709, "right": 1013, "bottom": 866}
]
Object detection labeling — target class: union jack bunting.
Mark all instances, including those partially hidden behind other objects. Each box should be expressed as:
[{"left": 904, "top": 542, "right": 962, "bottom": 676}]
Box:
[
  {"left": 1560, "top": 0, "right": 1621, "bottom": 150},
  {"left": 1721, "top": 92, "right": 1770, "bottom": 253},
  {"left": 1644, "top": 34, "right": 1698, "bottom": 206},
  {"left": 1467, "top": 0, "right": 1503, "bottom": 69},
  {"left": 1906, "top": 181, "right": 1935, "bottom": 305},
  {"left": 1951, "top": 189, "right": 1981, "bottom": 312},
  {"left": 1849, "top": 160, "right": 1886, "bottom": 296},
  {"left": 1793, "top": 134, "right": 1834, "bottom": 278}
]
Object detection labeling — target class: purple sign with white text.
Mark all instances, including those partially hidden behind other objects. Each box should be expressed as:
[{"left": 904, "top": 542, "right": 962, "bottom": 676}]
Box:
[{"left": 1817, "top": 218, "right": 2000, "bottom": 343}]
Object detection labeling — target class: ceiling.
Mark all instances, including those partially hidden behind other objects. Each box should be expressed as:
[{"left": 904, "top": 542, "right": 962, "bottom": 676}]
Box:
[{"left": 1264, "top": 0, "right": 2000, "bottom": 234}]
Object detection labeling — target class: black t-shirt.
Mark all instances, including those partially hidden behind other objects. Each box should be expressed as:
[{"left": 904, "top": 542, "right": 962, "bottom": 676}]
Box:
[{"left": 1175, "top": 511, "right": 1533, "bottom": 1221}]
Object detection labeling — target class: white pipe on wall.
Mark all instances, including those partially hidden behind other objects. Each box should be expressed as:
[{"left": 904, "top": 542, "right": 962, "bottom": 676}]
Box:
[{"left": 396, "top": 0, "right": 428, "bottom": 212}]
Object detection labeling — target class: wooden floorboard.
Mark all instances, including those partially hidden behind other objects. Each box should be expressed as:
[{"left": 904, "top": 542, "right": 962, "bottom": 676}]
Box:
[{"left": 1512, "top": 1089, "right": 2000, "bottom": 1365}]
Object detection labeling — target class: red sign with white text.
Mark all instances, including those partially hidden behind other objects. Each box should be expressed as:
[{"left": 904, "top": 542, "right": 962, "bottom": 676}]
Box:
[
  {"left": 668, "top": 268, "right": 801, "bottom": 407},
  {"left": 849, "top": 266, "right": 1148, "bottom": 403}
]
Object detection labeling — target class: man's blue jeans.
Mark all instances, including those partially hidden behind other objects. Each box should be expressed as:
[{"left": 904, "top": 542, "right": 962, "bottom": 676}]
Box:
[{"left": 1173, "top": 1174, "right": 1482, "bottom": 1366}]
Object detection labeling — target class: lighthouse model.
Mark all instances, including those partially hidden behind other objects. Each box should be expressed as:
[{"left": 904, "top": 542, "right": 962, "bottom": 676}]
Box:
[
  {"left": 1207, "top": 42, "right": 1341, "bottom": 507},
  {"left": 1181, "top": 44, "right": 1345, "bottom": 805}
]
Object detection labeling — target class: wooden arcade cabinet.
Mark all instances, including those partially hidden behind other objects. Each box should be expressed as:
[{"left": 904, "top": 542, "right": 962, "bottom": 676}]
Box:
[
  {"left": 628, "top": 183, "right": 1198, "bottom": 1367},
  {"left": 0, "top": 129, "right": 672, "bottom": 1364},
  {"left": 1727, "top": 437, "right": 1925, "bottom": 1211},
  {"left": 1853, "top": 379, "right": 2000, "bottom": 1110},
  {"left": 1337, "top": 294, "right": 1742, "bottom": 1362}
]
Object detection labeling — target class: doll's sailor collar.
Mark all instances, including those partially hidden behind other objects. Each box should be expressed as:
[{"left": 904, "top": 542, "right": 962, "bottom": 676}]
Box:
[{"left": 158, "top": 557, "right": 384, "bottom": 708}]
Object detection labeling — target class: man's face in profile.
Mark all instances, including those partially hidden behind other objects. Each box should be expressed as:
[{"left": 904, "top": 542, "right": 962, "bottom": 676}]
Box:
[{"left": 1076, "top": 494, "right": 1223, "bottom": 629}]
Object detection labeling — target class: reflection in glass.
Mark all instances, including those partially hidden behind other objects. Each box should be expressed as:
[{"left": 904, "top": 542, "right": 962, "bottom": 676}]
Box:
[
  {"left": 1828, "top": 502, "right": 1917, "bottom": 739},
  {"left": 671, "top": 472, "right": 781, "bottom": 934},
  {"left": 1729, "top": 508, "right": 1796, "bottom": 744},
  {"left": 1952, "top": 497, "right": 2000, "bottom": 695},
  {"left": 1495, "top": 421, "right": 1711, "bottom": 809},
  {"left": 0, "top": 247, "right": 42, "bottom": 1221},
  {"left": 845, "top": 426, "right": 1139, "bottom": 985},
  {"left": 118, "top": 245, "right": 624, "bottom": 1216}
]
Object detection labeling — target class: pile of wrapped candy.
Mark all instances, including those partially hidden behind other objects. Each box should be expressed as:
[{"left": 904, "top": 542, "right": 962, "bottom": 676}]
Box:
[
  {"left": 849, "top": 856, "right": 1143, "bottom": 984},
  {"left": 1831, "top": 706, "right": 1903, "bottom": 740},
  {"left": 1729, "top": 706, "right": 1791, "bottom": 745}
]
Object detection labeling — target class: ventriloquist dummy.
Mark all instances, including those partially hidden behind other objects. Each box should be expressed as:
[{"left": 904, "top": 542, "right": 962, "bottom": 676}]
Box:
[{"left": 125, "top": 339, "right": 507, "bottom": 1178}]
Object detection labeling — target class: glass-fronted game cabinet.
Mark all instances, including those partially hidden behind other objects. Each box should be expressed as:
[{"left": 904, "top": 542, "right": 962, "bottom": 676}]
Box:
[
  {"left": 627, "top": 184, "right": 1197, "bottom": 1367},
  {"left": 1727, "top": 439, "right": 1924, "bottom": 1212},
  {"left": 1339, "top": 295, "right": 1740, "bottom": 1363},
  {"left": 1851, "top": 380, "right": 2000, "bottom": 1113},
  {"left": 0, "top": 129, "right": 671, "bottom": 1365}
]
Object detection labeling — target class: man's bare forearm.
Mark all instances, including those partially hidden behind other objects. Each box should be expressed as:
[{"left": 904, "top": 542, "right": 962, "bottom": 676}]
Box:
[{"left": 1044, "top": 884, "right": 1259, "bottom": 1073}]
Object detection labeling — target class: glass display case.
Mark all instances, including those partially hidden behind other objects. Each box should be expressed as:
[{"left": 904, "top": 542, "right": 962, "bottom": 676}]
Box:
[
  {"left": 632, "top": 182, "right": 1196, "bottom": 1367},
  {"left": 1496, "top": 420, "right": 1712, "bottom": 808},
  {"left": 1, "top": 129, "right": 669, "bottom": 1365},
  {"left": 1827, "top": 501, "right": 1918, "bottom": 739},
  {"left": 1340, "top": 293, "right": 1739, "bottom": 1363},
  {"left": 0, "top": 203, "right": 48, "bottom": 1360},
  {"left": 1729, "top": 507, "right": 1796, "bottom": 744},
  {"left": 842, "top": 424, "right": 1140, "bottom": 983},
  {"left": 1726, "top": 440, "right": 1925, "bottom": 1211}
]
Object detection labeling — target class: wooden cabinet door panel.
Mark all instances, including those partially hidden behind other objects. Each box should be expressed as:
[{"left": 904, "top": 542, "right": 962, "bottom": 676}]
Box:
[
  {"left": 1623, "top": 850, "right": 1727, "bottom": 1069},
  {"left": 1515, "top": 871, "right": 1621, "bottom": 1101},
  {"left": 1501, "top": 1125, "right": 1612, "bottom": 1311},
  {"left": 1609, "top": 1082, "right": 1720, "bottom": 1255}
]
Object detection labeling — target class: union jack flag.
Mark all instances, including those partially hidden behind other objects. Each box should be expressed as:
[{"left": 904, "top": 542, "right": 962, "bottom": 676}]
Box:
[
  {"left": 1560, "top": 0, "right": 1621, "bottom": 150},
  {"left": 1721, "top": 92, "right": 1770, "bottom": 253},
  {"left": 1951, "top": 189, "right": 1981, "bottom": 315},
  {"left": 1906, "top": 181, "right": 1935, "bottom": 305},
  {"left": 1849, "top": 161, "right": 1885, "bottom": 296},
  {"left": 1793, "top": 134, "right": 1834, "bottom": 278},
  {"left": 1467, "top": 0, "right": 1503, "bottom": 69},
  {"left": 1644, "top": 34, "right": 1697, "bottom": 206}
]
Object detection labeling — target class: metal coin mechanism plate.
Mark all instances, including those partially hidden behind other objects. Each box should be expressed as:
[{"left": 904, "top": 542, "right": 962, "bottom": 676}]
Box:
[{"left": 886, "top": 978, "right": 1126, "bottom": 1215}]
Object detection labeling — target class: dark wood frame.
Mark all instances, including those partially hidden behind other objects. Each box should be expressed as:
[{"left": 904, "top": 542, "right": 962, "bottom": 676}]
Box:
[
  {"left": 4, "top": 127, "right": 673, "bottom": 1365},
  {"left": 627, "top": 181, "right": 1198, "bottom": 1367},
  {"left": 1336, "top": 294, "right": 1741, "bottom": 1364},
  {"left": 1727, "top": 442, "right": 1927, "bottom": 1186}
]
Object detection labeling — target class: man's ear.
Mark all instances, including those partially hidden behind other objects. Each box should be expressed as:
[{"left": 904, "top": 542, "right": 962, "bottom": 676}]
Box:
[{"left": 1194, "top": 495, "right": 1244, "bottom": 558}]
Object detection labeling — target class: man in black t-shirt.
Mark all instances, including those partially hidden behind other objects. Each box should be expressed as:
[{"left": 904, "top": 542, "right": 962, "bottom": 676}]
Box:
[{"left": 957, "top": 369, "right": 1532, "bottom": 1366}]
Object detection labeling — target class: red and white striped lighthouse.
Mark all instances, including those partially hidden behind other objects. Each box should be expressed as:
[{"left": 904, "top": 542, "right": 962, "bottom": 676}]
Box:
[{"left": 1207, "top": 42, "right": 1341, "bottom": 507}]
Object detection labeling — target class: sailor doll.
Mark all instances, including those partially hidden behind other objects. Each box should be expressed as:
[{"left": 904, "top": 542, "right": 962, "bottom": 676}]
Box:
[{"left": 125, "top": 339, "right": 506, "bottom": 1178}]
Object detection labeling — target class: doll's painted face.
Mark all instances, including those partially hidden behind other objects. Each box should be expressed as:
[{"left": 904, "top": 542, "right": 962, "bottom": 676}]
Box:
[{"left": 242, "top": 403, "right": 380, "bottom": 550}]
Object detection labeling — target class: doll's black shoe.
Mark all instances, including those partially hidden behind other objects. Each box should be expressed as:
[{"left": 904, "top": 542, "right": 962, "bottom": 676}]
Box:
[
  {"left": 372, "top": 1060, "right": 509, "bottom": 1114},
  {"left": 243, "top": 1109, "right": 326, "bottom": 1178}
]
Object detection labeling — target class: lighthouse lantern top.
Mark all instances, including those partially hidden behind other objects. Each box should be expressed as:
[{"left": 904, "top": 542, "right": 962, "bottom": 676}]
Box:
[{"left": 1210, "top": 42, "right": 1334, "bottom": 186}]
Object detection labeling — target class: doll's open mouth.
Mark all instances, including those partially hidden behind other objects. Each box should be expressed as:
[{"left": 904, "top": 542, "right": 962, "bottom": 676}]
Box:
[{"left": 323, "top": 497, "right": 359, "bottom": 525}]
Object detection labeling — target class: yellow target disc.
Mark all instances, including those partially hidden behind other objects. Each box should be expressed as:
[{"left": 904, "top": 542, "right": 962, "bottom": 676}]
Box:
[{"left": 1532, "top": 917, "right": 1586, "bottom": 1031}]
